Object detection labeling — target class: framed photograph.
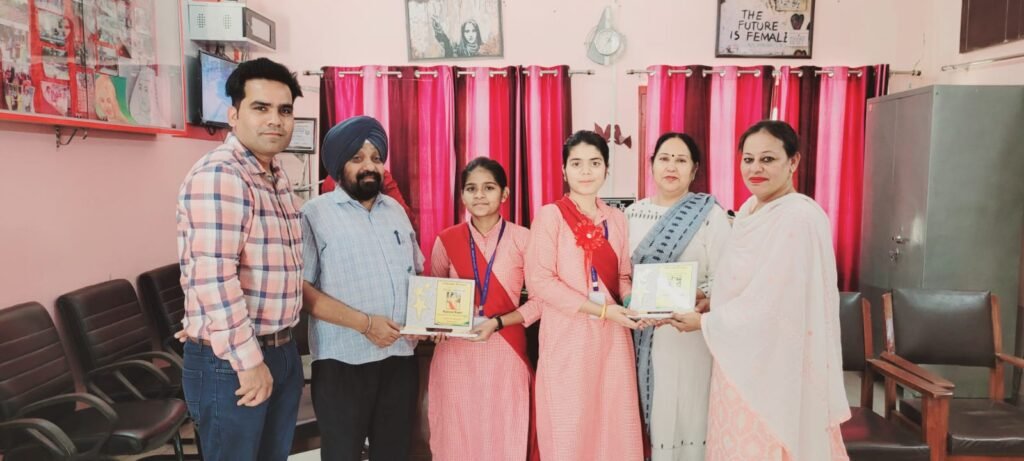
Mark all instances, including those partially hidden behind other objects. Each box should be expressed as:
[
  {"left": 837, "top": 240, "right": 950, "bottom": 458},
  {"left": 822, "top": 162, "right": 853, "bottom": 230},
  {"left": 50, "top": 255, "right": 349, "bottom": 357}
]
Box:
[
  {"left": 401, "top": 276, "right": 477, "bottom": 337},
  {"left": 285, "top": 117, "right": 316, "bottom": 153},
  {"left": 405, "top": 0, "right": 503, "bottom": 61},
  {"left": 716, "top": 0, "right": 814, "bottom": 58}
]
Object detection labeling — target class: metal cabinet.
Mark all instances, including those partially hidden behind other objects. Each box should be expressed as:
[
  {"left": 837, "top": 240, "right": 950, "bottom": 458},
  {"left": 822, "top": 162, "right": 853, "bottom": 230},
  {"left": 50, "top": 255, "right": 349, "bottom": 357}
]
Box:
[{"left": 860, "top": 85, "right": 1024, "bottom": 396}]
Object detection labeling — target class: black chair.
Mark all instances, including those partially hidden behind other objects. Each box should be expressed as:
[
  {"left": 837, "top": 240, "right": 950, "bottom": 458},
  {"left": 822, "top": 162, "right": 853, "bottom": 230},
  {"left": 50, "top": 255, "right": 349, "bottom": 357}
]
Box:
[
  {"left": 138, "top": 263, "right": 320, "bottom": 454},
  {"left": 0, "top": 302, "right": 187, "bottom": 460},
  {"left": 138, "top": 263, "right": 186, "bottom": 357},
  {"left": 884, "top": 289, "right": 1024, "bottom": 460},
  {"left": 56, "top": 279, "right": 182, "bottom": 403},
  {"left": 291, "top": 310, "right": 320, "bottom": 454},
  {"left": 838, "top": 292, "right": 951, "bottom": 461}
]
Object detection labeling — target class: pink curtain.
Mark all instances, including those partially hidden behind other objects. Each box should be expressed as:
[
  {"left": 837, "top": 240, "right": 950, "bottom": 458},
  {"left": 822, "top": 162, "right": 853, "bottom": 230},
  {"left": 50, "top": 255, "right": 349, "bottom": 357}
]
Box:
[
  {"left": 318, "top": 65, "right": 454, "bottom": 262},
  {"left": 771, "top": 66, "right": 802, "bottom": 126},
  {"left": 641, "top": 65, "right": 688, "bottom": 199},
  {"left": 454, "top": 66, "right": 520, "bottom": 222},
  {"left": 708, "top": 66, "right": 772, "bottom": 211},
  {"left": 520, "top": 65, "right": 571, "bottom": 225},
  {"left": 812, "top": 66, "right": 874, "bottom": 290},
  {"left": 708, "top": 67, "right": 739, "bottom": 210}
]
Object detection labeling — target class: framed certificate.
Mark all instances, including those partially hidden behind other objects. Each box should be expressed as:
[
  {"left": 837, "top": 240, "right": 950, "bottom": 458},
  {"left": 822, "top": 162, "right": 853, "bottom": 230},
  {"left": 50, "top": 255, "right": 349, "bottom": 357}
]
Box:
[
  {"left": 630, "top": 262, "right": 699, "bottom": 318},
  {"left": 285, "top": 117, "right": 316, "bottom": 153},
  {"left": 401, "top": 276, "right": 477, "bottom": 337}
]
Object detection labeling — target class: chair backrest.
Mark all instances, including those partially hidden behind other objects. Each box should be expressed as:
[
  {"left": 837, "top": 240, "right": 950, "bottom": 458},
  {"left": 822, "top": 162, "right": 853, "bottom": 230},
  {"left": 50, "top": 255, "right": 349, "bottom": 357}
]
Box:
[
  {"left": 294, "top": 309, "right": 310, "bottom": 356},
  {"left": 0, "top": 303, "right": 75, "bottom": 421},
  {"left": 889, "top": 288, "right": 995, "bottom": 367},
  {"left": 137, "top": 263, "right": 185, "bottom": 343},
  {"left": 839, "top": 291, "right": 869, "bottom": 372},
  {"left": 56, "top": 279, "right": 154, "bottom": 372}
]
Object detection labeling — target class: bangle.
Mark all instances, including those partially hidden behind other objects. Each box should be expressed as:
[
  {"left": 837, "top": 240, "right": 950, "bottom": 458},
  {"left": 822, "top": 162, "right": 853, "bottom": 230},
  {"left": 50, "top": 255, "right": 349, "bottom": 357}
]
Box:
[
  {"left": 361, "top": 313, "right": 373, "bottom": 334},
  {"left": 494, "top": 315, "right": 505, "bottom": 331},
  {"left": 599, "top": 303, "right": 608, "bottom": 320}
]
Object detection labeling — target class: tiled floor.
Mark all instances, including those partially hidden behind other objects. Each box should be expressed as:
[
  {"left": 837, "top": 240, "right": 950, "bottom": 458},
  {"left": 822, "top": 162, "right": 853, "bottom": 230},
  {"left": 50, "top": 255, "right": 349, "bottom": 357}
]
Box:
[{"left": 119, "top": 371, "right": 882, "bottom": 460}]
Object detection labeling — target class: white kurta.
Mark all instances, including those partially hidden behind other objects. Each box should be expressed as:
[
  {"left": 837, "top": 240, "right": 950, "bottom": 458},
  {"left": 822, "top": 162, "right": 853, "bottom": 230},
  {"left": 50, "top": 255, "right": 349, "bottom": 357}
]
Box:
[
  {"left": 625, "top": 198, "right": 731, "bottom": 461},
  {"left": 702, "top": 193, "right": 850, "bottom": 461}
]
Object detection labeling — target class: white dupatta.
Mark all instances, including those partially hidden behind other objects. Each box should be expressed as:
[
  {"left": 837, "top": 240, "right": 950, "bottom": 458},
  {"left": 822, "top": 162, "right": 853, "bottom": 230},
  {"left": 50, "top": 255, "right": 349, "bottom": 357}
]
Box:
[{"left": 702, "top": 193, "right": 850, "bottom": 460}]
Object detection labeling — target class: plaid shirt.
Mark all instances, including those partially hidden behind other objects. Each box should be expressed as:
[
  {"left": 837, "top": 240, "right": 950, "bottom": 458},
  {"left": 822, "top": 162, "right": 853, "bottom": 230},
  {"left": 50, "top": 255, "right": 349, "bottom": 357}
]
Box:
[{"left": 177, "top": 134, "right": 304, "bottom": 371}]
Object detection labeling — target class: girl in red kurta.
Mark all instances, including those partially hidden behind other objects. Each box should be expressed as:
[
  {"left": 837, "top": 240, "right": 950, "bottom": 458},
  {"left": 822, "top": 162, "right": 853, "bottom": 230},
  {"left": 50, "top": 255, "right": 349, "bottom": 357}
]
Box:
[
  {"left": 525, "top": 131, "right": 645, "bottom": 461},
  {"left": 428, "top": 157, "right": 541, "bottom": 461}
]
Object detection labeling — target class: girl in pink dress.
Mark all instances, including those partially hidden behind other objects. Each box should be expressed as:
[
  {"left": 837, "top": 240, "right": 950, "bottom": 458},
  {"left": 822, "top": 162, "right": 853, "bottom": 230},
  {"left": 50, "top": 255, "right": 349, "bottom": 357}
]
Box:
[
  {"left": 668, "top": 121, "right": 850, "bottom": 461},
  {"left": 525, "top": 130, "right": 645, "bottom": 461},
  {"left": 428, "top": 157, "right": 541, "bottom": 461}
]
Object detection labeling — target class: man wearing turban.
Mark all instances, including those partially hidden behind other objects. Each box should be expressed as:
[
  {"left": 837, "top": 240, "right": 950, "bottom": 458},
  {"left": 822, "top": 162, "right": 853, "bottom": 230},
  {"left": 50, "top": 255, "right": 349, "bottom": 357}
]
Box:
[{"left": 299, "top": 115, "right": 424, "bottom": 461}]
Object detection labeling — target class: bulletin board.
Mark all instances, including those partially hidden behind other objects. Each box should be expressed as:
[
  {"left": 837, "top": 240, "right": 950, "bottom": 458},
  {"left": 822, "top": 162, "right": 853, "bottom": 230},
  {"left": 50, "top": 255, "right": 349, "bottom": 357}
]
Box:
[
  {"left": 0, "top": 0, "right": 186, "bottom": 134},
  {"left": 716, "top": 0, "right": 814, "bottom": 58}
]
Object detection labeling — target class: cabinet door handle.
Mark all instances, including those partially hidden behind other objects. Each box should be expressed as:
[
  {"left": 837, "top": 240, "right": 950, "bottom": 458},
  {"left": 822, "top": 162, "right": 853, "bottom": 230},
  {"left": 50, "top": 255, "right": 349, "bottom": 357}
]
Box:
[
  {"left": 892, "top": 234, "right": 908, "bottom": 244},
  {"left": 888, "top": 248, "right": 901, "bottom": 262}
]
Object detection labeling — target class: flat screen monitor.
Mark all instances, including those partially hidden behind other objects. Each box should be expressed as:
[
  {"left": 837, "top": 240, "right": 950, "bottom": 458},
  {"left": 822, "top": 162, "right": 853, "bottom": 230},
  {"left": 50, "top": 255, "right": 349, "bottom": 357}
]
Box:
[{"left": 197, "top": 51, "right": 237, "bottom": 127}]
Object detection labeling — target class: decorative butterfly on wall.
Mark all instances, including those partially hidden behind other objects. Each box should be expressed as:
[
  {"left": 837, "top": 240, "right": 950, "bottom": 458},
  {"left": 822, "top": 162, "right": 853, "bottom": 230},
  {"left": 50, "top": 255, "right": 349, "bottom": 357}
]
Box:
[{"left": 593, "top": 123, "right": 632, "bottom": 149}]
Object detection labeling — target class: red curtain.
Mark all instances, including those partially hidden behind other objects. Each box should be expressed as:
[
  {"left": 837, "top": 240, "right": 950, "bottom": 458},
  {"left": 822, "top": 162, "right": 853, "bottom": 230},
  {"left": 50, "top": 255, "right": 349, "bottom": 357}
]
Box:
[
  {"left": 731, "top": 65, "right": 774, "bottom": 208},
  {"left": 708, "top": 66, "right": 772, "bottom": 211},
  {"left": 770, "top": 65, "right": 822, "bottom": 195},
  {"left": 317, "top": 64, "right": 573, "bottom": 256},
  {"left": 640, "top": 65, "right": 688, "bottom": 199},
  {"left": 454, "top": 66, "right": 520, "bottom": 222},
  {"left": 386, "top": 66, "right": 456, "bottom": 265},
  {"left": 520, "top": 65, "right": 571, "bottom": 226},
  {"left": 641, "top": 64, "right": 890, "bottom": 290},
  {"left": 835, "top": 68, "right": 870, "bottom": 291},
  {"left": 638, "top": 65, "right": 713, "bottom": 198},
  {"left": 318, "top": 66, "right": 365, "bottom": 188}
]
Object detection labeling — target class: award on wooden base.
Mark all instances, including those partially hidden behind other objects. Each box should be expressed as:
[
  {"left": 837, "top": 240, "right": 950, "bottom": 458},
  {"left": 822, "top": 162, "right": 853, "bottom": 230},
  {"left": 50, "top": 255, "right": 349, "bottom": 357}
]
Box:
[
  {"left": 630, "top": 261, "right": 699, "bottom": 318},
  {"left": 400, "top": 276, "right": 478, "bottom": 338}
]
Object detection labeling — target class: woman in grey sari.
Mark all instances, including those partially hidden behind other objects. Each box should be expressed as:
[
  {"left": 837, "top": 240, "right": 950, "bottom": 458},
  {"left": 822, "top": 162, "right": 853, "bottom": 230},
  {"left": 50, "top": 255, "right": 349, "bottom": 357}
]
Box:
[{"left": 625, "top": 132, "right": 731, "bottom": 461}]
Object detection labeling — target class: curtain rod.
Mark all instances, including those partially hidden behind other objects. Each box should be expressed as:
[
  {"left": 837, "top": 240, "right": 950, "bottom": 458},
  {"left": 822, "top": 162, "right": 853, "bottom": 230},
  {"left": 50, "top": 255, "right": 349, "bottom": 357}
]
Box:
[
  {"left": 626, "top": 68, "right": 920, "bottom": 77},
  {"left": 942, "top": 51, "right": 1024, "bottom": 71},
  {"left": 303, "top": 68, "right": 595, "bottom": 77}
]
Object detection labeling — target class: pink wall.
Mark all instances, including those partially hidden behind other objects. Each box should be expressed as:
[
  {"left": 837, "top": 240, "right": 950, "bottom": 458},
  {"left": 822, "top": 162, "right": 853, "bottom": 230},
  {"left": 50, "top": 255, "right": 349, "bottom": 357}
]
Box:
[
  {"left": 0, "top": 121, "right": 214, "bottom": 308},
  {"left": 2, "top": 0, "right": 1021, "bottom": 312},
  {"left": 243, "top": 0, "right": 935, "bottom": 196}
]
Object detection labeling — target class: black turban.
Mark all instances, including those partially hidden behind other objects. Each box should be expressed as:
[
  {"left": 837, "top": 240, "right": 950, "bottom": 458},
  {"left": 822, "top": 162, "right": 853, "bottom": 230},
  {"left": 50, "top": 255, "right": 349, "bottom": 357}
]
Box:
[{"left": 321, "top": 115, "right": 388, "bottom": 180}]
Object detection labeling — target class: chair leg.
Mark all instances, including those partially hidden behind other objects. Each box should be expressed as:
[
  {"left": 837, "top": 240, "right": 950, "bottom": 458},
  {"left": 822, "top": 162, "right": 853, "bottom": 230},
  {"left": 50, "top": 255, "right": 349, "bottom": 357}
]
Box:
[{"left": 173, "top": 433, "right": 185, "bottom": 461}]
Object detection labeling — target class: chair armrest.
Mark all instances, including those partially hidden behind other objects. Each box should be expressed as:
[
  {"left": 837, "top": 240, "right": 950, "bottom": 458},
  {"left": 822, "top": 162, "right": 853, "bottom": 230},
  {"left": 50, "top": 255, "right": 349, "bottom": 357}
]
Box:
[
  {"left": 997, "top": 353, "right": 1024, "bottom": 370},
  {"left": 0, "top": 417, "right": 77, "bottom": 458},
  {"left": 868, "top": 358, "right": 954, "bottom": 399},
  {"left": 17, "top": 392, "right": 118, "bottom": 424},
  {"left": 123, "top": 350, "right": 184, "bottom": 374},
  {"left": 88, "top": 359, "right": 173, "bottom": 400},
  {"left": 880, "top": 352, "right": 955, "bottom": 389},
  {"left": 161, "top": 336, "right": 184, "bottom": 357}
]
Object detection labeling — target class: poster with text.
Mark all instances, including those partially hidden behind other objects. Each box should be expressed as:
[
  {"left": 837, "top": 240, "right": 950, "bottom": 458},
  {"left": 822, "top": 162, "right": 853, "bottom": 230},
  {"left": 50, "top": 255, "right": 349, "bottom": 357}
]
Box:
[{"left": 716, "top": 0, "right": 813, "bottom": 58}]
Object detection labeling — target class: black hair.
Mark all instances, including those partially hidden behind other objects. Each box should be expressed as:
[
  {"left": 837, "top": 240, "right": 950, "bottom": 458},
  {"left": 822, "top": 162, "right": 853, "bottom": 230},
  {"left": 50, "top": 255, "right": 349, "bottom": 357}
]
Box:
[
  {"left": 225, "top": 57, "right": 302, "bottom": 108},
  {"left": 562, "top": 130, "right": 610, "bottom": 167},
  {"left": 737, "top": 120, "right": 800, "bottom": 158},
  {"left": 461, "top": 157, "right": 508, "bottom": 190},
  {"left": 651, "top": 132, "right": 702, "bottom": 166}
]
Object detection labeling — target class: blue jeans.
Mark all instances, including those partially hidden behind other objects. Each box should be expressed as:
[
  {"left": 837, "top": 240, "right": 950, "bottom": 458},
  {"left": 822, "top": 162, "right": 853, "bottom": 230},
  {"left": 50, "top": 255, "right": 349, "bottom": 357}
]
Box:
[{"left": 182, "top": 340, "right": 303, "bottom": 461}]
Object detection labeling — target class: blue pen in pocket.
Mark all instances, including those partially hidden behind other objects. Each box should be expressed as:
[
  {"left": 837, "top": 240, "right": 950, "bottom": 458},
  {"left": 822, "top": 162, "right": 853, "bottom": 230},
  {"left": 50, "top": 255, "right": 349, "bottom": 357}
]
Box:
[{"left": 394, "top": 230, "right": 402, "bottom": 245}]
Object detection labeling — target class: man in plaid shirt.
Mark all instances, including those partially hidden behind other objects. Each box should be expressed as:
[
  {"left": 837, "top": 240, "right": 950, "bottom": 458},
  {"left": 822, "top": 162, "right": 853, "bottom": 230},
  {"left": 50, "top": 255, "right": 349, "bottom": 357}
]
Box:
[{"left": 176, "top": 58, "right": 305, "bottom": 461}]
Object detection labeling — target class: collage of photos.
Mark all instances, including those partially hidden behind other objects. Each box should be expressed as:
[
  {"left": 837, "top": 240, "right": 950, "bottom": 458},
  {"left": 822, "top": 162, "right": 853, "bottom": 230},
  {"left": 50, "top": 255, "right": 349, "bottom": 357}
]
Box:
[
  {"left": 0, "top": 0, "right": 34, "bottom": 112},
  {"left": 0, "top": 0, "right": 174, "bottom": 128}
]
